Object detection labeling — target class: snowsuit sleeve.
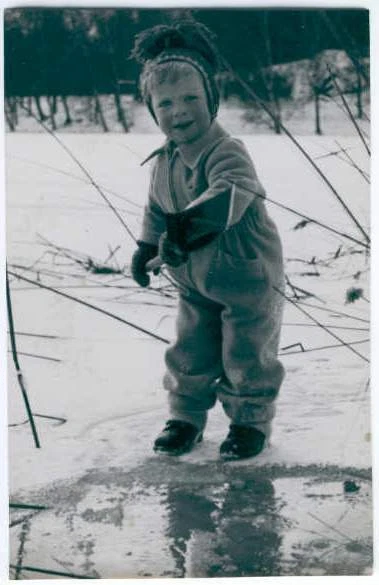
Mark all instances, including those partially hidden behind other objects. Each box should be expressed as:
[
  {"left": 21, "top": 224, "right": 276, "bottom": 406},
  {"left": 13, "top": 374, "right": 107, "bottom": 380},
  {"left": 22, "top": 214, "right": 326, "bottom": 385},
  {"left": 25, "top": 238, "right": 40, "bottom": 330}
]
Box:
[
  {"left": 187, "top": 137, "right": 266, "bottom": 229},
  {"left": 140, "top": 160, "right": 166, "bottom": 246}
]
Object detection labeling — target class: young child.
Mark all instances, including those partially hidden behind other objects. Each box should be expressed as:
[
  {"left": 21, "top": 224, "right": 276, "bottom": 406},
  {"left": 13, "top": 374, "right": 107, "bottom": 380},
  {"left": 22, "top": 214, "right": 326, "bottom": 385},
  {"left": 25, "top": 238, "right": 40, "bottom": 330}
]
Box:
[{"left": 131, "top": 22, "right": 285, "bottom": 460}]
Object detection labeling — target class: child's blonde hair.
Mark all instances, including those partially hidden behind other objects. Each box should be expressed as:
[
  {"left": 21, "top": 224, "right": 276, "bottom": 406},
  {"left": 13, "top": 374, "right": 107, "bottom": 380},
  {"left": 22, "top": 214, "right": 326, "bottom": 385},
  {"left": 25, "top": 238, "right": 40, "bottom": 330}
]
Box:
[{"left": 140, "top": 60, "right": 198, "bottom": 99}]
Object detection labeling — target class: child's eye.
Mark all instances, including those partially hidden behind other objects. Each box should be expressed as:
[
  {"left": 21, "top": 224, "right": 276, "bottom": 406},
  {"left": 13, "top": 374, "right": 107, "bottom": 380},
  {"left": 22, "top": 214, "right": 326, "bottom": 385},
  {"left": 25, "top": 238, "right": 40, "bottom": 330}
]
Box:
[
  {"left": 158, "top": 99, "right": 172, "bottom": 108},
  {"left": 184, "top": 95, "right": 198, "bottom": 103}
]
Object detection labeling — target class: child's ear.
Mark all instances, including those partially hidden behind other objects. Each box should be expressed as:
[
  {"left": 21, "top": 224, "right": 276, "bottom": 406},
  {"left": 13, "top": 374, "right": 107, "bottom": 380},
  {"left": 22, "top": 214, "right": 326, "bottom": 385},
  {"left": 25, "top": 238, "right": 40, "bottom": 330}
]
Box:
[{"left": 147, "top": 100, "right": 159, "bottom": 125}]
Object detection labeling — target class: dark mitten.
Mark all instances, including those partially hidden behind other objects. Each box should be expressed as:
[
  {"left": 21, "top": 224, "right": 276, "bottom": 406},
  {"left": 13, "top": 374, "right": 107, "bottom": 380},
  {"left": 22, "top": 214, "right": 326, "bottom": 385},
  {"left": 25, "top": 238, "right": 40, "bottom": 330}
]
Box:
[
  {"left": 131, "top": 241, "right": 159, "bottom": 287},
  {"left": 159, "top": 232, "right": 188, "bottom": 267}
]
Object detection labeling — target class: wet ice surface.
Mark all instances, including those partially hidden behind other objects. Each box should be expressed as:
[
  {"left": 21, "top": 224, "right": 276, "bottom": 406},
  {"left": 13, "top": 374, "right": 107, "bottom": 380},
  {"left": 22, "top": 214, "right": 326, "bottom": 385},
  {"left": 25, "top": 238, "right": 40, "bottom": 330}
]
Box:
[
  {"left": 6, "top": 133, "right": 371, "bottom": 578},
  {"left": 10, "top": 460, "right": 372, "bottom": 578}
]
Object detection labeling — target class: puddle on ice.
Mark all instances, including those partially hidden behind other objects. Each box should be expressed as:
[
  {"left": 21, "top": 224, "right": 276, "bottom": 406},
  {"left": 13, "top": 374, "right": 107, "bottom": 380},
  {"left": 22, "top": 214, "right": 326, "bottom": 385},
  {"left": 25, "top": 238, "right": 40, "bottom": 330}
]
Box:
[{"left": 9, "top": 463, "right": 372, "bottom": 578}]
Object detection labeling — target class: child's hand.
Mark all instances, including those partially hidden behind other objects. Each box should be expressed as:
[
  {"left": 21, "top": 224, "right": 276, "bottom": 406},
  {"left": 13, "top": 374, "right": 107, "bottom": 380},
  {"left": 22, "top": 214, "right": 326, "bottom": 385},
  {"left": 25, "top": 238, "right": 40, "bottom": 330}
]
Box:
[
  {"left": 159, "top": 232, "right": 188, "bottom": 267},
  {"left": 131, "top": 241, "right": 159, "bottom": 287}
]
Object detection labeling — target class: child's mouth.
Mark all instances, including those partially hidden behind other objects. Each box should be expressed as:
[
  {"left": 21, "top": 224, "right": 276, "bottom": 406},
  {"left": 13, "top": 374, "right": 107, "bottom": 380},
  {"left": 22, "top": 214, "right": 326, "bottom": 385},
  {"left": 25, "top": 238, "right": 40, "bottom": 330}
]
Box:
[{"left": 173, "top": 121, "right": 193, "bottom": 130}]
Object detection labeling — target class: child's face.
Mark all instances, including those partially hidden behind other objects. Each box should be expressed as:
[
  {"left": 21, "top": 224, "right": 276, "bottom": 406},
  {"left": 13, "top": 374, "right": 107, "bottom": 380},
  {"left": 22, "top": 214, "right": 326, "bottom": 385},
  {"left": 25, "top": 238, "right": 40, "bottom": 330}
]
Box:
[{"left": 150, "top": 69, "right": 212, "bottom": 145}]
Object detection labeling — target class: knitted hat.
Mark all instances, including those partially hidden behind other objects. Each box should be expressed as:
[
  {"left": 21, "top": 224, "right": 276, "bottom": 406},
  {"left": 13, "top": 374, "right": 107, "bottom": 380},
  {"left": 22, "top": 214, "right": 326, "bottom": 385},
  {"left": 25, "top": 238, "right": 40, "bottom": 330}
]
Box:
[{"left": 131, "top": 23, "right": 221, "bottom": 123}]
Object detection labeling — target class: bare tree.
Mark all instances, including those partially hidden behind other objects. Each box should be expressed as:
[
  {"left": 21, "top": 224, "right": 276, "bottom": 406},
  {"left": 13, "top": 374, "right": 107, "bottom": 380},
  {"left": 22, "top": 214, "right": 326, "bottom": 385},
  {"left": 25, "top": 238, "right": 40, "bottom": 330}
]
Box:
[
  {"left": 319, "top": 10, "right": 369, "bottom": 120},
  {"left": 68, "top": 9, "right": 109, "bottom": 132},
  {"left": 33, "top": 95, "right": 48, "bottom": 122},
  {"left": 103, "top": 18, "right": 130, "bottom": 132},
  {"left": 260, "top": 11, "right": 282, "bottom": 134},
  {"left": 5, "top": 97, "right": 16, "bottom": 130},
  {"left": 302, "top": 12, "right": 327, "bottom": 135},
  {"left": 61, "top": 96, "right": 73, "bottom": 126}
]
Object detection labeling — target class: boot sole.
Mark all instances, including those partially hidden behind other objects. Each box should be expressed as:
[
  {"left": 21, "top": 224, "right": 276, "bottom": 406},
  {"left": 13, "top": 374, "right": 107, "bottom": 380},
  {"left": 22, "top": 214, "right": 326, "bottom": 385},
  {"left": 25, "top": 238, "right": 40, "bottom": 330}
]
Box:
[
  {"left": 154, "top": 432, "right": 203, "bottom": 456},
  {"left": 220, "top": 444, "right": 265, "bottom": 461}
]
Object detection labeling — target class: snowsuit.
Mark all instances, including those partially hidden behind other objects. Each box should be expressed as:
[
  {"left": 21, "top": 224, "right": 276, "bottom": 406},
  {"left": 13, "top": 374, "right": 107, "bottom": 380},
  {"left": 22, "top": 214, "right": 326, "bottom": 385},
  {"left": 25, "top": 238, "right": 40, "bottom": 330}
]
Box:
[{"left": 140, "top": 121, "right": 285, "bottom": 439}]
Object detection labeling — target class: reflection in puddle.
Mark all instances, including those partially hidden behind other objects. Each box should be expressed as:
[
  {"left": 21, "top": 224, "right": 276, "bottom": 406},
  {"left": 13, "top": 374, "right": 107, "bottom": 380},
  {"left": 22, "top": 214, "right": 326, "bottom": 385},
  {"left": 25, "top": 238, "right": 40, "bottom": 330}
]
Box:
[
  {"left": 159, "top": 470, "right": 372, "bottom": 577},
  {"left": 164, "top": 477, "right": 282, "bottom": 577},
  {"left": 10, "top": 465, "right": 372, "bottom": 578}
]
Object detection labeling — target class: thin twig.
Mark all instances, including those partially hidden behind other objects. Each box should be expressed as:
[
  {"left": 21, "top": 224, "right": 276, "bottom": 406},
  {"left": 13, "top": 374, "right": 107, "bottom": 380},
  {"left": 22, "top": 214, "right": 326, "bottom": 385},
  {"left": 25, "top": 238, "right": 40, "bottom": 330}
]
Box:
[
  {"left": 7, "top": 331, "right": 60, "bottom": 339},
  {"left": 104, "top": 244, "right": 121, "bottom": 266},
  {"left": 15, "top": 519, "right": 30, "bottom": 580},
  {"left": 296, "top": 300, "right": 370, "bottom": 323},
  {"left": 8, "top": 153, "right": 144, "bottom": 210},
  {"left": 6, "top": 268, "right": 41, "bottom": 448},
  {"left": 279, "top": 338, "right": 368, "bottom": 356},
  {"left": 286, "top": 279, "right": 326, "bottom": 304},
  {"left": 334, "top": 140, "right": 370, "bottom": 184},
  {"left": 319, "top": 137, "right": 371, "bottom": 185},
  {"left": 313, "top": 143, "right": 357, "bottom": 161},
  {"left": 326, "top": 64, "right": 370, "bottom": 156},
  {"left": 260, "top": 190, "right": 368, "bottom": 249},
  {"left": 9, "top": 513, "right": 38, "bottom": 529},
  {"left": 7, "top": 350, "right": 61, "bottom": 363},
  {"left": 281, "top": 342, "right": 305, "bottom": 352},
  {"left": 10, "top": 503, "right": 49, "bottom": 510},
  {"left": 287, "top": 246, "right": 366, "bottom": 267},
  {"left": 34, "top": 413, "right": 67, "bottom": 424},
  {"left": 9, "top": 413, "right": 67, "bottom": 428},
  {"left": 8, "top": 269, "right": 170, "bottom": 344},
  {"left": 283, "top": 322, "right": 369, "bottom": 332},
  {"left": 307, "top": 511, "right": 363, "bottom": 545},
  {"left": 14, "top": 285, "right": 128, "bottom": 292},
  {"left": 285, "top": 274, "right": 299, "bottom": 300},
  {"left": 275, "top": 286, "right": 369, "bottom": 363},
  {"left": 37, "top": 234, "right": 126, "bottom": 276},
  {"left": 8, "top": 262, "right": 65, "bottom": 280},
  {"left": 19, "top": 105, "right": 137, "bottom": 243},
  {"left": 37, "top": 234, "right": 98, "bottom": 268},
  {"left": 9, "top": 564, "right": 94, "bottom": 579},
  {"left": 9, "top": 259, "right": 130, "bottom": 287}
]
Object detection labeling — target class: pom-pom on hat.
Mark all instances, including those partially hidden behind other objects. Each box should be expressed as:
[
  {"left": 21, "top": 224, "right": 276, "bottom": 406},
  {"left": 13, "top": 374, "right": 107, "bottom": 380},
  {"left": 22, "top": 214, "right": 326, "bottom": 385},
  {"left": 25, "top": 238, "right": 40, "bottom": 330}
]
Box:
[{"left": 131, "top": 22, "right": 221, "bottom": 122}]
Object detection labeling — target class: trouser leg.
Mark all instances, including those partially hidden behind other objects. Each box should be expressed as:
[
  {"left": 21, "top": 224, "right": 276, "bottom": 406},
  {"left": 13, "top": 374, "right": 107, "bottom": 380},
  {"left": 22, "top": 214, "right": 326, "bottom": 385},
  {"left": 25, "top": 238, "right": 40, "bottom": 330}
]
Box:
[
  {"left": 163, "top": 289, "right": 223, "bottom": 431},
  {"left": 217, "top": 284, "right": 285, "bottom": 439}
]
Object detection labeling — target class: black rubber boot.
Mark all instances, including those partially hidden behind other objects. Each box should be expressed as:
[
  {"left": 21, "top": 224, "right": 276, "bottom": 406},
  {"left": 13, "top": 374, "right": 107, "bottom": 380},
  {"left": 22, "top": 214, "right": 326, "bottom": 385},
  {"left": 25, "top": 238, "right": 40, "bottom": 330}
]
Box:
[
  {"left": 220, "top": 425, "right": 266, "bottom": 461},
  {"left": 154, "top": 420, "right": 203, "bottom": 455}
]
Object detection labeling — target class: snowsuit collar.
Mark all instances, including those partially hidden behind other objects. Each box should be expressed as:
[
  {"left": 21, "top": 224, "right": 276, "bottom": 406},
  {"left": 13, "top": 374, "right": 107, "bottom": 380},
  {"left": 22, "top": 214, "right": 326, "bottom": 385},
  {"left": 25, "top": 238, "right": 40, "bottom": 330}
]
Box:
[
  {"left": 174, "top": 121, "right": 228, "bottom": 169},
  {"left": 140, "top": 120, "right": 228, "bottom": 169}
]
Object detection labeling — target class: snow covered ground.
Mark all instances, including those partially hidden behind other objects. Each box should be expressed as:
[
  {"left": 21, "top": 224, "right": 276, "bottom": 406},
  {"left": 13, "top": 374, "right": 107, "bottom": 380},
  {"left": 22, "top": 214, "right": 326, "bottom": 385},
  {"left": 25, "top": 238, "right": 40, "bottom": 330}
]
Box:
[{"left": 5, "top": 127, "right": 372, "bottom": 578}]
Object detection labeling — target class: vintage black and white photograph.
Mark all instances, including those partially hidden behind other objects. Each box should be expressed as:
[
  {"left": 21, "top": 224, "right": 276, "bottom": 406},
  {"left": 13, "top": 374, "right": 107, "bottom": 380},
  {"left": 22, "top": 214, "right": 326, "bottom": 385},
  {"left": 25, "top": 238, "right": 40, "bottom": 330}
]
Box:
[{"left": 3, "top": 1, "right": 373, "bottom": 579}]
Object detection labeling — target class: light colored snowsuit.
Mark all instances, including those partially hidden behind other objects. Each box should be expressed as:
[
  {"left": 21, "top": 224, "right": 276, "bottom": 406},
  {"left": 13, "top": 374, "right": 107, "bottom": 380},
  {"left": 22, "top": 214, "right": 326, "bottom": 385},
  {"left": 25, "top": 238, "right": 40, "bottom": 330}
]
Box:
[{"left": 140, "top": 121, "right": 285, "bottom": 439}]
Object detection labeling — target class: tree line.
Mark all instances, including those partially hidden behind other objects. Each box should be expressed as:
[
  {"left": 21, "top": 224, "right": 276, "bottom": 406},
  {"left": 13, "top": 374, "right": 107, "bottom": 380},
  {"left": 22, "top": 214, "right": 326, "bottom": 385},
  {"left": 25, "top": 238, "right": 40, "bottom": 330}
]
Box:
[
  {"left": 4, "top": 7, "right": 370, "bottom": 134},
  {"left": 4, "top": 7, "right": 369, "bottom": 96}
]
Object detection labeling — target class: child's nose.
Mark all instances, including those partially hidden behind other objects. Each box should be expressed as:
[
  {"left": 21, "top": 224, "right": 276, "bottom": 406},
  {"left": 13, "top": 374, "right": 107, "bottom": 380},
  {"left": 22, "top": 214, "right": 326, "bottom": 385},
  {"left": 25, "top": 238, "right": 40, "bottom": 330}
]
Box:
[{"left": 172, "top": 100, "right": 187, "bottom": 118}]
